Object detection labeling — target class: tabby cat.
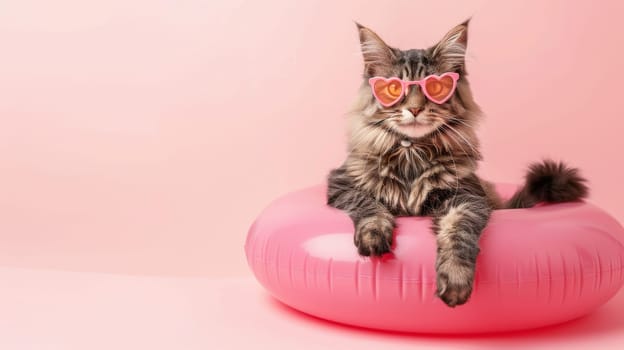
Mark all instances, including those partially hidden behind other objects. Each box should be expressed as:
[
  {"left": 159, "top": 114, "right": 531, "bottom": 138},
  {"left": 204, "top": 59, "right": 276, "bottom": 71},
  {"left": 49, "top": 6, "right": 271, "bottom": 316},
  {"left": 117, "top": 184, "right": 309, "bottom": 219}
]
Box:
[{"left": 327, "top": 20, "right": 588, "bottom": 307}]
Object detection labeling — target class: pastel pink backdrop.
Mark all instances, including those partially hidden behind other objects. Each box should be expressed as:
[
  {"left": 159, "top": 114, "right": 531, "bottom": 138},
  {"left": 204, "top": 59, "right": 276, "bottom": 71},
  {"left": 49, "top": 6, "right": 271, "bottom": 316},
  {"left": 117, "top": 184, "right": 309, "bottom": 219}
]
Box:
[
  {"left": 2, "top": 1, "right": 624, "bottom": 348},
  {"left": 1, "top": 0, "right": 623, "bottom": 278}
]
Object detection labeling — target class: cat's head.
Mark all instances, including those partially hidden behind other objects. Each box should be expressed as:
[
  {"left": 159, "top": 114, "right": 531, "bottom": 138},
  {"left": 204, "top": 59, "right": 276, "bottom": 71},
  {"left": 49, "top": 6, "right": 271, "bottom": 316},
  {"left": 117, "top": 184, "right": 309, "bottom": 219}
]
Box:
[{"left": 350, "top": 20, "right": 481, "bottom": 153}]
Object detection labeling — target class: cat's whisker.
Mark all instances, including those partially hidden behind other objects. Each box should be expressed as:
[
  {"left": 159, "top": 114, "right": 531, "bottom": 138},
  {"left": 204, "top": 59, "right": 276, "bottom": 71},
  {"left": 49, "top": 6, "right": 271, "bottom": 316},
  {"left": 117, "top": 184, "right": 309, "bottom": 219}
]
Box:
[
  {"left": 440, "top": 125, "right": 479, "bottom": 170},
  {"left": 441, "top": 122, "right": 480, "bottom": 157},
  {"left": 448, "top": 116, "right": 475, "bottom": 128},
  {"left": 370, "top": 119, "right": 386, "bottom": 126}
]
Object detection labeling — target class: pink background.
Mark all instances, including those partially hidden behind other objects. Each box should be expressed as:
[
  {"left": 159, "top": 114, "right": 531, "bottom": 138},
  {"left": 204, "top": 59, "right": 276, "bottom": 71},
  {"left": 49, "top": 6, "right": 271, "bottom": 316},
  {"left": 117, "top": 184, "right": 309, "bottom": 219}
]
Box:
[{"left": 1, "top": 0, "right": 623, "bottom": 348}]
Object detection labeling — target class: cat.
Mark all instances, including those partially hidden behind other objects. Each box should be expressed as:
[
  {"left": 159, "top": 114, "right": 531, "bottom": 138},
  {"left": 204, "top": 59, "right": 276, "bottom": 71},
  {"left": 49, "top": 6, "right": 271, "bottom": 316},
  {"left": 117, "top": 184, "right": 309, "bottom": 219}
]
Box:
[{"left": 326, "top": 20, "right": 588, "bottom": 307}]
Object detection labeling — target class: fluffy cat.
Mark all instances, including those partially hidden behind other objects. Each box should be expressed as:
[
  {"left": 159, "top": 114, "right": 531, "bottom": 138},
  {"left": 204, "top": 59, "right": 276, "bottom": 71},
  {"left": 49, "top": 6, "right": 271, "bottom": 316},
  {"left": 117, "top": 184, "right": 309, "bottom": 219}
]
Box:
[{"left": 327, "top": 20, "right": 588, "bottom": 307}]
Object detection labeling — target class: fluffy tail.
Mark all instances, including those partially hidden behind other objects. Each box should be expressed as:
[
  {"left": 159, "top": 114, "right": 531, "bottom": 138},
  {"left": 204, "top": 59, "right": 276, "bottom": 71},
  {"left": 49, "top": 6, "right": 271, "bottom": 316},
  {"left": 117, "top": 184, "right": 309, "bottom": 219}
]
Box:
[{"left": 506, "top": 159, "right": 589, "bottom": 209}]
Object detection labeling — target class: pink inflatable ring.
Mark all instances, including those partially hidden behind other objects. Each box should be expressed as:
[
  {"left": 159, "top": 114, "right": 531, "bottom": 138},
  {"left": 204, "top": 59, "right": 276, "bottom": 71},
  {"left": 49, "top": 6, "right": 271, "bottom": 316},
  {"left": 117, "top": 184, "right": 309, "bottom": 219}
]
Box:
[{"left": 245, "top": 183, "right": 624, "bottom": 333}]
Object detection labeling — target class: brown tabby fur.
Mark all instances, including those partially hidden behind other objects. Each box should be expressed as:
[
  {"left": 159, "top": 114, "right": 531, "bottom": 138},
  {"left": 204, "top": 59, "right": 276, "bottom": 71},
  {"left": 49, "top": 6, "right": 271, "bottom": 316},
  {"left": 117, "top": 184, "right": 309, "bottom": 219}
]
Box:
[{"left": 327, "top": 20, "right": 588, "bottom": 307}]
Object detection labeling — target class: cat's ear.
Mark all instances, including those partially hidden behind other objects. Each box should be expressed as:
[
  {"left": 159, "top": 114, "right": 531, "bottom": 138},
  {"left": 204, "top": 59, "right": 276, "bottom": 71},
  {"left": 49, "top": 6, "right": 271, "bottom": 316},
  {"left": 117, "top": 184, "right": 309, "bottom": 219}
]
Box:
[
  {"left": 431, "top": 19, "right": 469, "bottom": 72},
  {"left": 356, "top": 23, "right": 397, "bottom": 77}
]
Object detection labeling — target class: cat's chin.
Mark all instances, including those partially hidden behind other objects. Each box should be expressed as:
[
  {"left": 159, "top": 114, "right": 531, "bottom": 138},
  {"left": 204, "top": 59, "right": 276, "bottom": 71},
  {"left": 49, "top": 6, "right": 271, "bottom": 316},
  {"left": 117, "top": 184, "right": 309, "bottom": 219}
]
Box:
[{"left": 393, "top": 121, "right": 437, "bottom": 139}]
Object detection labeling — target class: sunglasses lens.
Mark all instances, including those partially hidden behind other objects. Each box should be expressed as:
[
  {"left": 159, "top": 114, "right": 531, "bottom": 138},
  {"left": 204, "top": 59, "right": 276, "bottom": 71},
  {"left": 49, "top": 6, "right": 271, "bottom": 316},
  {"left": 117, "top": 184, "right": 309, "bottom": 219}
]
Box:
[
  {"left": 424, "top": 75, "right": 455, "bottom": 103},
  {"left": 373, "top": 79, "right": 403, "bottom": 106}
]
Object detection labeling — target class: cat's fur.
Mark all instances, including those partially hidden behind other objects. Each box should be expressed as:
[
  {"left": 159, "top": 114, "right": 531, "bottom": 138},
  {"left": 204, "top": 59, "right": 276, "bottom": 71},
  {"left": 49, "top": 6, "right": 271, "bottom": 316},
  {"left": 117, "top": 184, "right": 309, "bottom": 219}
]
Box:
[{"left": 326, "top": 20, "right": 588, "bottom": 307}]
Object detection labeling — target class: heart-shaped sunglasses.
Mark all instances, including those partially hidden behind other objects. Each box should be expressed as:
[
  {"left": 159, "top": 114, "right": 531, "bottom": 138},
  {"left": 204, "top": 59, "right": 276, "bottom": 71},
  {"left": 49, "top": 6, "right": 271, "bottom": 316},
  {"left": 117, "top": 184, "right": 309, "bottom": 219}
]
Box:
[{"left": 369, "top": 72, "right": 459, "bottom": 107}]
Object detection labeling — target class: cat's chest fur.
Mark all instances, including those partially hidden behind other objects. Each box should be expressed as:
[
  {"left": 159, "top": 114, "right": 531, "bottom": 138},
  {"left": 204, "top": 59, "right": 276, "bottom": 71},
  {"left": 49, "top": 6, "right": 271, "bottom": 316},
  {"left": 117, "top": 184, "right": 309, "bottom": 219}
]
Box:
[
  {"left": 378, "top": 144, "right": 428, "bottom": 181},
  {"left": 348, "top": 144, "right": 435, "bottom": 214}
]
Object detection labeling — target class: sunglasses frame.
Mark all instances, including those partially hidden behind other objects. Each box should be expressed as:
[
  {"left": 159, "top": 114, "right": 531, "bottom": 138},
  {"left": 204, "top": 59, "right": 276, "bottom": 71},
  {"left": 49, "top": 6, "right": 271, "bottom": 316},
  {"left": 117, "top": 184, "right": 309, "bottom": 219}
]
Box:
[{"left": 368, "top": 72, "right": 460, "bottom": 107}]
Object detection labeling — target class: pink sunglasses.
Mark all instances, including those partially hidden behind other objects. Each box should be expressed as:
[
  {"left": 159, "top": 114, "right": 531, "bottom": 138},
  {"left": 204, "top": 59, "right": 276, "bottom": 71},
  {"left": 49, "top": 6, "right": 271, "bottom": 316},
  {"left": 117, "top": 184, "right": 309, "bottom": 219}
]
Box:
[{"left": 368, "top": 72, "right": 459, "bottom": 107}]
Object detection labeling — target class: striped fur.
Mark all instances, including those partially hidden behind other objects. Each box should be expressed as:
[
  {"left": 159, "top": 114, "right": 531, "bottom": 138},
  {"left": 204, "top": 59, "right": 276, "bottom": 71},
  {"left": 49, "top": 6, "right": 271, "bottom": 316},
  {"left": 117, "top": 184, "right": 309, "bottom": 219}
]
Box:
[
  {"left": 506, "top": 159, "right": 589, "bottom": 208},
  {"left": 327, "top": 21, "right": 587, "bottom": 307}
]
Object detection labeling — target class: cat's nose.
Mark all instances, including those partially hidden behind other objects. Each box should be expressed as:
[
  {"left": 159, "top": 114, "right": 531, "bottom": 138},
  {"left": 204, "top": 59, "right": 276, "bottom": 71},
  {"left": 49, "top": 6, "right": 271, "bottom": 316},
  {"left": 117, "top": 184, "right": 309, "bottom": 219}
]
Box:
[{"left": 409, "top": 107, "right": 421, "bottom": 116}]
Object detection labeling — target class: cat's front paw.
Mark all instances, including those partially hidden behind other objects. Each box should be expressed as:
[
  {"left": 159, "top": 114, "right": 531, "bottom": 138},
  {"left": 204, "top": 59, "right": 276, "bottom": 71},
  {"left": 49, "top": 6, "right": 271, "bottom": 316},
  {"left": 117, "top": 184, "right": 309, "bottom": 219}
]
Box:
[
  {"left": 354, "top": 216, "right": 394, "bottom": 257},
  {"left": 435, "top": 260, "right": 475, "bottom": 307}
]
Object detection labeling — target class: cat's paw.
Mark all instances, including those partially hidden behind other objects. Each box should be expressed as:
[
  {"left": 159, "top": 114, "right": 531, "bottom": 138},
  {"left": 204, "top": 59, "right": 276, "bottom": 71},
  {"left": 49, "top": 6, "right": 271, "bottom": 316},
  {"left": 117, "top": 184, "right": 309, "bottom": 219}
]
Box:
[
  {"left": 435, "top": 261, "right": 475, "bottom": 307},
  {"left": 354, "top": 217, "right": 394, "bottom": 257}
]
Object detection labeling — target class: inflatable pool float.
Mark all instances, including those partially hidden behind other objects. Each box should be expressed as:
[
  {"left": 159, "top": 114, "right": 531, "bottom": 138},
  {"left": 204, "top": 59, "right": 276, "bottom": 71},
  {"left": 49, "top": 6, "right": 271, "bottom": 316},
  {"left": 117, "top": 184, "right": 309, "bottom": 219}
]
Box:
[{"left": 245, "top": 183, "right": 624, "bottom": 333}]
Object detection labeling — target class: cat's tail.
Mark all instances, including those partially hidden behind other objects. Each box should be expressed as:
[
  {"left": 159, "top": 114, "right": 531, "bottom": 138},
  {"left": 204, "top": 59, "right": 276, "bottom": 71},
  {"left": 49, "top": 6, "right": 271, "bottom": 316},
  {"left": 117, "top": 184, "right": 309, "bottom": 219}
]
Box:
[{"left": 505, "top": 159, "right": 589, "bottom": 209}]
